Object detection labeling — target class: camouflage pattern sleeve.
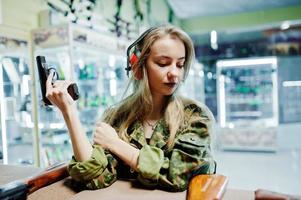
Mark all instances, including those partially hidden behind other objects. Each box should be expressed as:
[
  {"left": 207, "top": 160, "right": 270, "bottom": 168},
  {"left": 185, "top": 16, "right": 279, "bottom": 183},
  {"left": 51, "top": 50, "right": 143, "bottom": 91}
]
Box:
[
  {"left": 137, "top": 103, "right": 216, "bottom": 192},
  {"left": 67, "top": 145, "right": 118, "bottom": 189}
]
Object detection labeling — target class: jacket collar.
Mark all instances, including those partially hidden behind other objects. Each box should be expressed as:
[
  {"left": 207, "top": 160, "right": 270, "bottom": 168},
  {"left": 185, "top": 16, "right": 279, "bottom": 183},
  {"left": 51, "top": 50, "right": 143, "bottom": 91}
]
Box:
[
  {"left": 128, "top": 119, "right": 169, "bottom": 149},
  {"left": 128, "top": 121, "right": 147, "bottom": 147}
]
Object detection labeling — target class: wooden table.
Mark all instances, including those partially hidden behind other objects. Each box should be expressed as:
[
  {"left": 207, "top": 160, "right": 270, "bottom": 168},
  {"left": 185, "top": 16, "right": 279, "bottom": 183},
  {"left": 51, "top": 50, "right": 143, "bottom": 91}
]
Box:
[{"left": 0, "top": 164, "right": 254, "bottom": 200}]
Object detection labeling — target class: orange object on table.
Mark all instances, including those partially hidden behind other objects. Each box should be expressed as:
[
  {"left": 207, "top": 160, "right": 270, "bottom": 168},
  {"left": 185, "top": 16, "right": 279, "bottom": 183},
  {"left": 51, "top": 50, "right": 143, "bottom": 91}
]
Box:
[{"left": 187, "top": 174, "right": 229, "bottom": 200}]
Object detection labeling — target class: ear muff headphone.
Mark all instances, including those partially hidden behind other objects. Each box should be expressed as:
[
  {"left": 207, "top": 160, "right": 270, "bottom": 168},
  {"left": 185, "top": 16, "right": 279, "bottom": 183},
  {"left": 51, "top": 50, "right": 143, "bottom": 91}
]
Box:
[{"left": 125, "top": 27, "right": 158, "bottom": 77}]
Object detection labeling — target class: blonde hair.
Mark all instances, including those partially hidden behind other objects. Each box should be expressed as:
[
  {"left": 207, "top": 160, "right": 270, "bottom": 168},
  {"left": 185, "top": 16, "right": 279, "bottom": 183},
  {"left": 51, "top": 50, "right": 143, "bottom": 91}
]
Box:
[{"left": 102, "top": 24, "right": 195, "bottom": 150}]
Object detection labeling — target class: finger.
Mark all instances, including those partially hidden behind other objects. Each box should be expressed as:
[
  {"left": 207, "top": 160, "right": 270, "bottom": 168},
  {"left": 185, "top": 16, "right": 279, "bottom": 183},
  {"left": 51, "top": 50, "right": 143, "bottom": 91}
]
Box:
[
  {"left": 53, "top": 81, "right": 72, "bottom": 97},
  {"left": 93, "top": 132, "right": 102, "bottom": 143},
  {"left": 53, "top": 81, "right": 65, "bottom": 92},
  {"left": 101, "top": 123, "right": 114, "bottom": 131},
  {"left": 61, "top": 81, "right": 72, "bottom": 93},
  {"left": 46, "top": 71, "right": 55, "bottom": 92},
  {"left": 52, "top": 80, "right": 65, "bottom": 89},
  {"left": 94, "top": 126, "right": 103, "bottom": 135},
  {"left": 92, "top": 137, "right": 98, "bottom": 145},
  {"left": 95, "top": 121, "right": 103, "bottom": 127},
  {"left": 93, "top": 133, "right": 97, "bottom": 140},
  {"left": 63, "top": 82, "right": 76, "bottom": 102},
  {"left": 51, "top": 81, "right": 69, "bottom": 98}
]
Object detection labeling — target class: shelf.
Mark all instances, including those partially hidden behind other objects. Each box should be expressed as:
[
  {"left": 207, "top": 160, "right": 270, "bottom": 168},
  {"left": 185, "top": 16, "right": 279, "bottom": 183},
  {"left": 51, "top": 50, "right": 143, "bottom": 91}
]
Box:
[
  {"left": 221, "top": 145, "right": 276, "bottom": 152},
  {"left": 228, "top": 111, "right": 262, "bottom": 117},
  {"left": 226, "top": 99, "right": 271, "bottom": 104},
  {"left": 77, "top": 79, "right": 98, "bottom": 86},
  {"left": 31, "top": 24, "right": 130, "bottom": 167}
]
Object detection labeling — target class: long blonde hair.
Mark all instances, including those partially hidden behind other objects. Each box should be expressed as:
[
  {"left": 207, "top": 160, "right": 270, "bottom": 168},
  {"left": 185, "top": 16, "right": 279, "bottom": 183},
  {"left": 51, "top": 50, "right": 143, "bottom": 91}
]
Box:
[{"left": 102, "top": 24, "right": 195, "bottom": 150}]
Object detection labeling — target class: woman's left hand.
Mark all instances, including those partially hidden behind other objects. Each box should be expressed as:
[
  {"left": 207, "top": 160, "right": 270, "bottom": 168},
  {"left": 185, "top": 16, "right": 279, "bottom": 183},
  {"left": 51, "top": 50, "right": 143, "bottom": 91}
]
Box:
[{"left": 93, "top": 122, "right": 119, "bottom": 150}]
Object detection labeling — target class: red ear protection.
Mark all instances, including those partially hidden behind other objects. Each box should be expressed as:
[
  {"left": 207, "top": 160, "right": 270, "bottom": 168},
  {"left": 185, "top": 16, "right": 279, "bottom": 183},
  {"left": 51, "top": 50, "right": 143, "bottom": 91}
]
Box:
[
  {"left": 130, "top": 53, "right": 139, "bottom": 67},
  {"left": 126, "top": 26, "right": 158, "bottom": 77},
  {"left": 130, "top": 53, "right": 143, "bottom": 80}
]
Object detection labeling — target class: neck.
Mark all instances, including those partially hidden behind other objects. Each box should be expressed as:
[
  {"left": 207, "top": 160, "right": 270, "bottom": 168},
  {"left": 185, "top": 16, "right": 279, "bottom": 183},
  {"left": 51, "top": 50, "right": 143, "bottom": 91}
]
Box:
[{"left": 147, "top": 93, "right": 167, "bottom": 120}]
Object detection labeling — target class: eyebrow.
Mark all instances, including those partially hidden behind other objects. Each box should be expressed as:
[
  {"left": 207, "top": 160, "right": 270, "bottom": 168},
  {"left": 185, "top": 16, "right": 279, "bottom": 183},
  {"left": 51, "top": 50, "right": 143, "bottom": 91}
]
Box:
[{"left": 155, "top": 55, "right": 185, "bottom": 60}]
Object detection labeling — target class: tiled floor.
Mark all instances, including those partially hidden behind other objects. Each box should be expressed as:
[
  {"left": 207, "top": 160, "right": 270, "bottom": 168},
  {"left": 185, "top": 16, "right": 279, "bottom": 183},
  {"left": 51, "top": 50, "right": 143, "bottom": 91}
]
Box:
[
  {"left": 215, "top": 148, "right": 301, "bottom": 196},
  {"left": 214, "top": 123, "right": 301, "bottom": 196}
]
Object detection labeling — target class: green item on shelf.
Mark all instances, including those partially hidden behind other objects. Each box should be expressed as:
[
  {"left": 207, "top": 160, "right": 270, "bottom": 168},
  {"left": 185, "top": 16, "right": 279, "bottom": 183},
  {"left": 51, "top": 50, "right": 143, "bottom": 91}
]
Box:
[
  {"left": 101, "top": 95, "right": 108, "bottom": 106},
  {"left": 57, "top": 65, "right": 65, "bottom": 80},
  {"left": 79, "top": 67, "right": 87, "bottom": 80},
  {"left": 86, "top": 64, "right": 96, "bottom": 79},
  {"left": 90, "top": 95, "right": 101, "bottom": 107},
  {"left": 78, "top": 98, "right": 85, "bottom": 110}
]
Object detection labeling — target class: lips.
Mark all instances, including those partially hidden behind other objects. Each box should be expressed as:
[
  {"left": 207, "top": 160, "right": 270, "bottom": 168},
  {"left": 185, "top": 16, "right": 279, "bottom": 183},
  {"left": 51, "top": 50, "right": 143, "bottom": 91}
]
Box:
[{"left": 164, "top": 83, "right": 177, "bottom": 88}]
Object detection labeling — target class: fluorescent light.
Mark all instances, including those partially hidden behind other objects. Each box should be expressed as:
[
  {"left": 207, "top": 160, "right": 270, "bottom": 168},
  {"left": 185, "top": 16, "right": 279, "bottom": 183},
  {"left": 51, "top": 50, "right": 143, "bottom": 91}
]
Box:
[
  {"left": 210, "top": 30, "right": 218, "bottom": 50},
  {"left": 108, "top": 55, "right": 116, "bottom": 68},
  {"left": 283, "top": 81, "right": 301, "bottom": 87},
  {"left": 219, "top": 75, "right": 226, "bottom": 127},
  {"left": 217, "top": 57, "right": 277, "bottom": 68},
  {"left": 49, "top": 123, "right": 65, "bottom": 129},
  {"left": 110, "top": 78, "right": 117, "bottom": 96},
  {"left": 210, "top": 30, "right": 217, "bottom": 44},
  {"left": 280, "top": 21, "right": 290, "bottom": 30}
]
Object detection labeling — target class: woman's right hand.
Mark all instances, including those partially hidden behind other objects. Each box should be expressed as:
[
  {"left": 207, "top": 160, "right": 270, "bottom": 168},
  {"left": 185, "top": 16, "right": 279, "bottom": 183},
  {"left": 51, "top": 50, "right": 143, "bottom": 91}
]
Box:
[{"left": 46, "top": 71, "right": 76, "bottom": 113}]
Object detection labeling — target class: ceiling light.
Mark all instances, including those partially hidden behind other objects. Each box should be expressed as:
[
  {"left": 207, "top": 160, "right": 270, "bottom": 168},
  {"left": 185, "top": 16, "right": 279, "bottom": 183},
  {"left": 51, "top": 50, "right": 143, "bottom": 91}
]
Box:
[{"left": 280, "top": 21, "right": 290, "bottom": 30}]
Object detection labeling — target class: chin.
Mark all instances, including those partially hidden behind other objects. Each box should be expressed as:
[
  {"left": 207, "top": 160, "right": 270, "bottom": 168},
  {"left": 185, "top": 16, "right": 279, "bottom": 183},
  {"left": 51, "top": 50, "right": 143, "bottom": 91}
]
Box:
[{"left": 163, "top": 89, "right": 176, "bottom": 96}]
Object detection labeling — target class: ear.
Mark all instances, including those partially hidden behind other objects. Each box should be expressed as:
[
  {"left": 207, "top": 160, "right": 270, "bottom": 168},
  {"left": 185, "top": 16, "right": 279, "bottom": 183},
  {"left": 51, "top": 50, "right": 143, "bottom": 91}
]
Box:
[{"left": 130, "top": 54, "right": 143, "bottom": 80}]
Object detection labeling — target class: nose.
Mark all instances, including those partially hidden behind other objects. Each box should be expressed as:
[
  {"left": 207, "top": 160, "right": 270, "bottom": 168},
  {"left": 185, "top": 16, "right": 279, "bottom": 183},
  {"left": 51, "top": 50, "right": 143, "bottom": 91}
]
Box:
[{"left": 167, "top": 65, "right": 180, "bottom": 80}]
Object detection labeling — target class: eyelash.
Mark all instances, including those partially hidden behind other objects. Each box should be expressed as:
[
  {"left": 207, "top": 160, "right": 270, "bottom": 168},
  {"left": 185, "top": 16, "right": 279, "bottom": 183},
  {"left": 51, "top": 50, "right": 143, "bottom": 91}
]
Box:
[
  {"left": 158, "top": 63, "right": 167, "bottom": 67},
  {"left": 157, "top": 63, "right": 184, "bottom": 68}
]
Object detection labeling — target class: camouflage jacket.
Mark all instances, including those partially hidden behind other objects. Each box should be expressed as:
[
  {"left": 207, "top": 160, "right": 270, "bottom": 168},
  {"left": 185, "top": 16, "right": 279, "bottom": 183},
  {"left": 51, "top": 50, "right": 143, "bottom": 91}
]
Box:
[{"left": 67, "top": 102, "right": 216, "bottom": 192}]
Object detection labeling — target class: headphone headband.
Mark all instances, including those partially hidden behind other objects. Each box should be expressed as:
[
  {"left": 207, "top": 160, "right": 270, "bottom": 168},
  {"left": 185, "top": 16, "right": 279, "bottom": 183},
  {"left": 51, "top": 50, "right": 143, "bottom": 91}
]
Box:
[{"left": 125, "top": 26, "right": 158, "bottom": 77}]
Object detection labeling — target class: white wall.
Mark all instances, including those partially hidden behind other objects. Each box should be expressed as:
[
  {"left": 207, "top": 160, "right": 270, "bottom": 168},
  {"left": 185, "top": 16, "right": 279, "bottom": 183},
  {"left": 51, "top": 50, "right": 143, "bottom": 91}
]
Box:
[
  {"left": 0, "top": 0, "right": 177, "bottom": 32},
  {"left": 1, "top": 0, "right": 47, "bottom": 30},
  {"left": 0, "top": 0, "right": 2, "bottom": 24}
]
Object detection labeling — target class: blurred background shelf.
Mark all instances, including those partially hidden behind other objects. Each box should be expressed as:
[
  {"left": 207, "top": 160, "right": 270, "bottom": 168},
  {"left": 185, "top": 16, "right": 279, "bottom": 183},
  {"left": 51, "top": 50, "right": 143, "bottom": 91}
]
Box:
[{"left": 216, "top": 57, "right": 279, "bottom": 151}]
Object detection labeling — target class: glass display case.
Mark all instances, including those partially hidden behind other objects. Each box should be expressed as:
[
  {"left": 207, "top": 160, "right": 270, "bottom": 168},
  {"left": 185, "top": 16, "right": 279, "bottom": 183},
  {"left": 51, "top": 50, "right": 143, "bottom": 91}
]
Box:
[
  {"left": 216, "top": 57, "right": 278, "bottom": 151},
  {"left": 32, "top": 24, "right": 128, "bottom": 166},
  {"left": 0, "top": 30, "right": 35, "bottom": 165},
  {"left": 278, "top": 56, "right": 301, "bottom": 123}
]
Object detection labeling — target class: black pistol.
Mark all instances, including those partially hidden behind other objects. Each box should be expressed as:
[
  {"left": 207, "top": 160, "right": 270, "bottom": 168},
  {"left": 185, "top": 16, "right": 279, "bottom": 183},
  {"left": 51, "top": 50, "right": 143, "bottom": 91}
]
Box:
[{"left": 36, "top": 56, "right": 80, "bottom": 106}]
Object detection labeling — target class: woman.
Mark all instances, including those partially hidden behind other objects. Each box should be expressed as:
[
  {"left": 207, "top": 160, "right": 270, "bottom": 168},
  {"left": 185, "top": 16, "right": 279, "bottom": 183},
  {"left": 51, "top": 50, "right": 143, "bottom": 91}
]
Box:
[{"left": 46, "top": 24, "right": 215, "bottom": 192}]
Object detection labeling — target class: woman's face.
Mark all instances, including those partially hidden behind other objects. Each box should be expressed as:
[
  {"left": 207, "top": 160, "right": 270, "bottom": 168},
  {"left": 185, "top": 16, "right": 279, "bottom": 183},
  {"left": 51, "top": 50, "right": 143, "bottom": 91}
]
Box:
[{"left": 146, "top": 34, "right": 186, "bottom": 97}]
